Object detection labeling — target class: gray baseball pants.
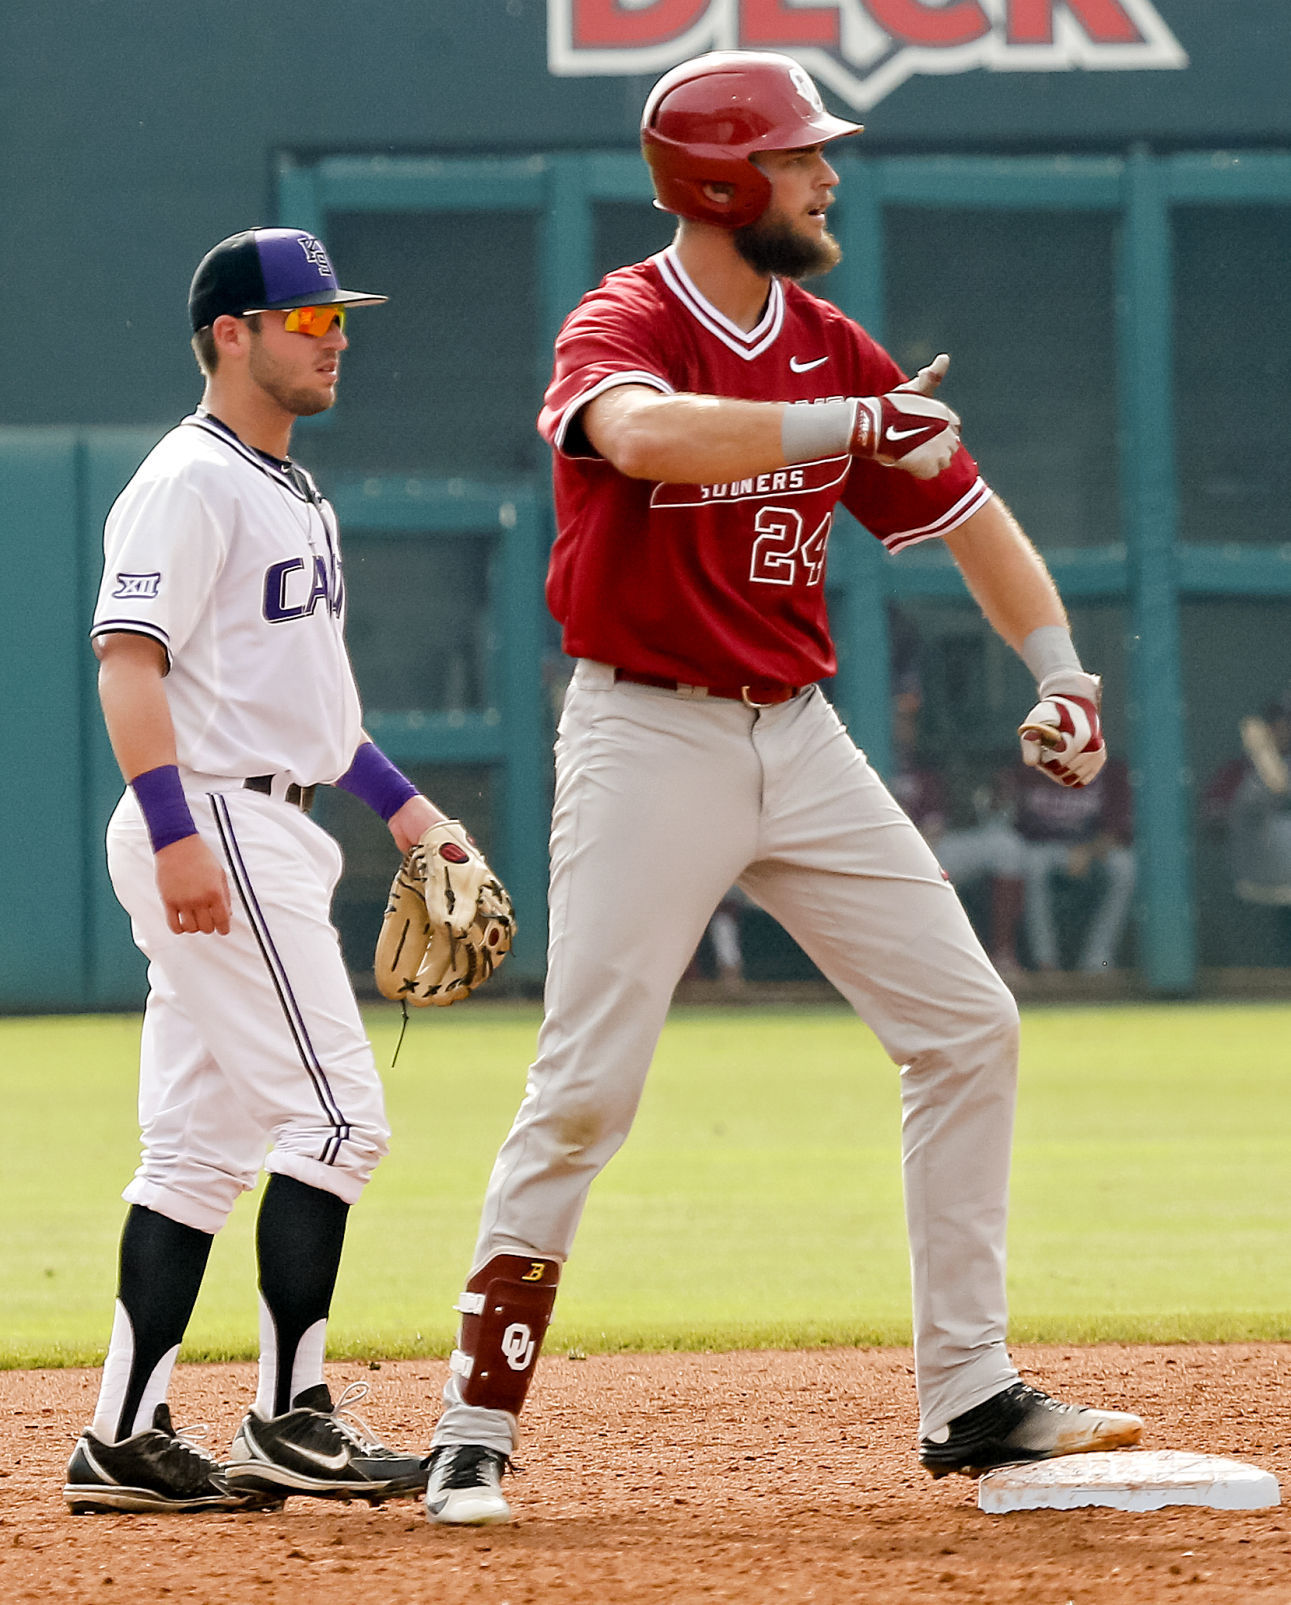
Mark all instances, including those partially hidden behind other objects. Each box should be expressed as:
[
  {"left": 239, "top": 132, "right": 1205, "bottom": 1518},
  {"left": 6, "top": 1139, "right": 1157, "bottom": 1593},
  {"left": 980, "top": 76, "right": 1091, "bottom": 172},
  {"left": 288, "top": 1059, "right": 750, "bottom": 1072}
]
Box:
[{"left": 435, "top": 660, "right": 1021, "bottom": 1450}]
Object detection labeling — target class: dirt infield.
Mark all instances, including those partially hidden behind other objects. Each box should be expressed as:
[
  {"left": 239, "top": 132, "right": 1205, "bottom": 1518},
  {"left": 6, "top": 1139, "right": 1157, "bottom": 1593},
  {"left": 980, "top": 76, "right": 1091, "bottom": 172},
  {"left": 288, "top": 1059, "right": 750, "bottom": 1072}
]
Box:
[{"left": 4, "top": 1344, "right": 1289, "bottom": 1604}]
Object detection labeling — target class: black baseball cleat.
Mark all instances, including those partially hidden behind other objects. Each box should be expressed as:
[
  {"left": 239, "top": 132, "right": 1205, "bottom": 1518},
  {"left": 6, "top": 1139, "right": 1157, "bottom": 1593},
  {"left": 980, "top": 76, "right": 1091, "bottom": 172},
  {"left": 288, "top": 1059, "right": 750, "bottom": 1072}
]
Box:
[
  {"left": 64, "top": 1403, "right": 268, "bottom": 1514},
  {"left": 919, "top": 1380, "right": 1143, "bottom": 1478},
  {"left": 223, "top": 1381, "right": 429, "bottom": 1503},
  {"left": 424, "top": 1443, "right": 513, "bottom": 1525}
]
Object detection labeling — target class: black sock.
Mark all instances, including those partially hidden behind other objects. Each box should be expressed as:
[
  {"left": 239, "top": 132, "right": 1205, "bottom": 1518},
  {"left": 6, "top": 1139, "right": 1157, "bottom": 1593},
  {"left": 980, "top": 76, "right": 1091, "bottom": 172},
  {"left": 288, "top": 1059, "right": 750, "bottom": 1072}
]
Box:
[
  {"left": 256, "top": 1175, "right": 349, "bottom": 1416},
  {"left": 114, "top": 1206, "right": 213, "bottom": 1439}
]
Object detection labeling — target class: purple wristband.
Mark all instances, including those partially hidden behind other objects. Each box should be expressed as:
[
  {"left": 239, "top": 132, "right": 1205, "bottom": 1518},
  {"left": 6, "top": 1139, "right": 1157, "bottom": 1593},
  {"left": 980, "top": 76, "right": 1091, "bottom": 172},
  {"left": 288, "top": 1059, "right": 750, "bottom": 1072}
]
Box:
[
  {"left": 335, "top": 742, "right": 419, "bottom": 822},
  {"left": 130, "top": 764, "right": 198, "bottom": 853}
]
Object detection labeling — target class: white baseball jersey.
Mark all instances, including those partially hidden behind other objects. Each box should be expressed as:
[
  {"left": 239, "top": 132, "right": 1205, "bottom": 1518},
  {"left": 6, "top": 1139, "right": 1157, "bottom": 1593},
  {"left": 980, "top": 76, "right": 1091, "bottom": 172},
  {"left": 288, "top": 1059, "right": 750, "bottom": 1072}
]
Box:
[
  {"left": 91, "top": 411, "right": 363, "bottom": 787},
  {"left": 93, "top": 408, "right": 386, "bottom": 1235}
]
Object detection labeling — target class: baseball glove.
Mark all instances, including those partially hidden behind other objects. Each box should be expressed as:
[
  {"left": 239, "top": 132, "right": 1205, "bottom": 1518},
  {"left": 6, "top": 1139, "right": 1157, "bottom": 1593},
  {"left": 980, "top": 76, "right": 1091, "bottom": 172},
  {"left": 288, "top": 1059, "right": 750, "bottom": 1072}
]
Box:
[{"left": 375, "top": 821, "right": 515, "bottom": 1007}]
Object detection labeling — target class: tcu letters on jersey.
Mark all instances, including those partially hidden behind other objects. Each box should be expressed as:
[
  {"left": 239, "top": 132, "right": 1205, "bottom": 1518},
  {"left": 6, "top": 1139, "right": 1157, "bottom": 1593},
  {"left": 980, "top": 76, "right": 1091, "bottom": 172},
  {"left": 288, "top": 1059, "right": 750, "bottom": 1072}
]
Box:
[{"left": 92, "top": 411, "right": 362, "bottom": 786}]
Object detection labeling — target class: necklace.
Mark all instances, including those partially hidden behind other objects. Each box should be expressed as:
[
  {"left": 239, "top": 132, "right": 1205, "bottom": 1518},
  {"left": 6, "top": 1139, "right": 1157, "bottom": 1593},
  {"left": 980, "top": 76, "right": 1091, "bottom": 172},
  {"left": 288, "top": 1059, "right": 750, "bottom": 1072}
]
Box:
[{"left": 188, "top": 409, "right": 341, "bottom": 605}]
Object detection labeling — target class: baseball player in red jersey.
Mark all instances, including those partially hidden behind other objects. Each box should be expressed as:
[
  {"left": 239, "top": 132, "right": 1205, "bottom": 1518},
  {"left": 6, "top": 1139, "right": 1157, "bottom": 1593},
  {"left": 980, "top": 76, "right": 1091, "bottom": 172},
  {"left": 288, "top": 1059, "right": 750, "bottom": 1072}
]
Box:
[{"left": 422, "top": 52, "right": 1141, "bottom": 1525}]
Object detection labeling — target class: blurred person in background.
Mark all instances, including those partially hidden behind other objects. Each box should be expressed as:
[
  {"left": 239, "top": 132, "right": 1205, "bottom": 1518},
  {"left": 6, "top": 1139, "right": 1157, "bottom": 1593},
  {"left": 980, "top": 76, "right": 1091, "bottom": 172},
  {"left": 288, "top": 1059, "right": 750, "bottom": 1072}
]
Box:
[
  {"left": 1016, "top": 757, "right": 1135, "bottom": 974},
  {"left": 1209, "top": 690, "right": 1291, "bottom": 963},
  {"left": 888, "top": 692, "right": 1026, "bottom": 978},
  {"left": 696, "top": 886, "right": 752, "bottom": 996}
]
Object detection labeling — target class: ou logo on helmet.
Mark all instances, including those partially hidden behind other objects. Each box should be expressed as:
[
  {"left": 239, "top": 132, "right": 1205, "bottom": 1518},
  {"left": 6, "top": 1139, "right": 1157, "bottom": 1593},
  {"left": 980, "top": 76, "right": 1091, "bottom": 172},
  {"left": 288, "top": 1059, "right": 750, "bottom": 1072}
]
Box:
[
  {"left": 786, "top": 59, "right": 825, "bottom": 114},
  {"left": 502, "top": 1321, "right": 536, "bottom": 1371},
  {"left": 548, "top": 1, "right": 1188, "bottom": 114}
]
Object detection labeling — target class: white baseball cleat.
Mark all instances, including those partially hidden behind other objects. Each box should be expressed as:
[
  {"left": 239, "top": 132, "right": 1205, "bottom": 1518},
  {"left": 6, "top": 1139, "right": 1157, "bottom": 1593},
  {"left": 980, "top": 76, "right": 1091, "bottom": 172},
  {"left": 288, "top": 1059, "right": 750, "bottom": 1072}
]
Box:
[{"left": 424, "top": 1443, "right": 513, "bottom": 1525}]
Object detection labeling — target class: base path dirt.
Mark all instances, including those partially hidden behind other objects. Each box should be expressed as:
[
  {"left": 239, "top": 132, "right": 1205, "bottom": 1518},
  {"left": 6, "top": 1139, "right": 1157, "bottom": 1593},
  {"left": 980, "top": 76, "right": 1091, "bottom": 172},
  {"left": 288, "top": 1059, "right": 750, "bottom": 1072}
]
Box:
[{"left": 4, "top": 1344, "right": 1290, "bottom": 1604}]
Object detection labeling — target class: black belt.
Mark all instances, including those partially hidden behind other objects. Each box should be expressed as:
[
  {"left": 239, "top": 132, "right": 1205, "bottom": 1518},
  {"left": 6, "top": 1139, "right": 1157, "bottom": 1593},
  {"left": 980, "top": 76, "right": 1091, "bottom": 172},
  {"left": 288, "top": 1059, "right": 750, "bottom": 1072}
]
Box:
[
  {"left": 614, "top": 669, "right": 802, "bottom": 707},
  {"left": 244, "top": 775, "right": 316, "bottom": 812}
]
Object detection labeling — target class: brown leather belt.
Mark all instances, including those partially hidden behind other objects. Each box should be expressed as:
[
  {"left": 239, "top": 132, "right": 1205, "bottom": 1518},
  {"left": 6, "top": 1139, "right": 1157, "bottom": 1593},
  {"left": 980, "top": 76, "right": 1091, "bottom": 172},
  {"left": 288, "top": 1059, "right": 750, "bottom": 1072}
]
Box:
[
  {"left": 244, "top": 775, "right": 316, "bottom": 812},
  {"left": 614, "top": 669, "right": 802, "bottom": 707}
]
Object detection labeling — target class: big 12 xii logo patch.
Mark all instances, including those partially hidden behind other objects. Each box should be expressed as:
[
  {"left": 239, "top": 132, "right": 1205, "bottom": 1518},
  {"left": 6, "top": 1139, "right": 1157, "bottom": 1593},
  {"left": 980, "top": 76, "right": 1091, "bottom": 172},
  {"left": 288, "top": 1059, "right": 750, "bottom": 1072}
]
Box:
[{"left": 548, "top": 0, "right": 1187, "bottom": 113}]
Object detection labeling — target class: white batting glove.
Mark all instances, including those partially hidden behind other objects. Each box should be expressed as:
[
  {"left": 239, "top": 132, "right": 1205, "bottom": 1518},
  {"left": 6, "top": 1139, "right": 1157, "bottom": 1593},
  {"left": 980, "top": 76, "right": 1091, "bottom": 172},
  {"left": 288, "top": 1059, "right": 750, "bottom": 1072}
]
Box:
[
  {"left": 1019, "top": 671, "right": 1107, "bottom": 788},
  {"left": 851, "top": 354, "right": 961, "bottom": 480}
]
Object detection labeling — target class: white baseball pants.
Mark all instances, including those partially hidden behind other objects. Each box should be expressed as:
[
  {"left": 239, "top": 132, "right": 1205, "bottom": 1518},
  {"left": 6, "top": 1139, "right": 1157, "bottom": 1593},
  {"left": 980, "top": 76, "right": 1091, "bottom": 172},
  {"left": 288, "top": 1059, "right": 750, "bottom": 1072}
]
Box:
[
  {"left": 106, "top": 780, "right": 389, "bottom": 1235},
  {"left": 436, "top": 662, "right": 1021, "bottom": 1450}
]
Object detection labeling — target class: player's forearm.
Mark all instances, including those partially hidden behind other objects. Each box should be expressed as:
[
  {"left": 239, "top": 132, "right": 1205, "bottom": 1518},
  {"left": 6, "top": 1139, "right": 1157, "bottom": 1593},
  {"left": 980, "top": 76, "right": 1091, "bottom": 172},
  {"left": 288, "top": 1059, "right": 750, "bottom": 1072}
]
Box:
[
  {"left": 96, "top": 645, "right": 180, "bottom": 784},
  {"left": 97, "top": 637, "right": 211, "bottom": 867},
  {"left": 942, "top": 498, "right": 1068, "bottom": 654},
  {"left": 586, "top": 391, "right": 790, "bottom": 483},
  {"left": 584, "top": 365, "right": 959, "bottom": 484}
]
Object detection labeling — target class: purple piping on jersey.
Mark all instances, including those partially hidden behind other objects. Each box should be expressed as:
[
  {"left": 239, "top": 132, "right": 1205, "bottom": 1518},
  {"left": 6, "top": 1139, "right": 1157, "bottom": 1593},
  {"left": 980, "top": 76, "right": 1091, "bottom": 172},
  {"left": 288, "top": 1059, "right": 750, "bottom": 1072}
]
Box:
[
  {"left": 183, "top": 413, "right": 318, "bottom": 502},
  {"left": 210, "top": 793, "right": 353, "bottom": 1166}
]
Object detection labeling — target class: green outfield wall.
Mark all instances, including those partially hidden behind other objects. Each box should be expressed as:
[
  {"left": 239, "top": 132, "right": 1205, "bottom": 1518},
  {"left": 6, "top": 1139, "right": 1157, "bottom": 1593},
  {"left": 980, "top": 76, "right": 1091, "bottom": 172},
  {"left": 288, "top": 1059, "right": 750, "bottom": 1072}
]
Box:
[
  {"left": 3, "top": 4, "right": 1290, "bottom": 1008},
  {"left": 4, "top": 142, "right": 1290, "bottom": 1007}
]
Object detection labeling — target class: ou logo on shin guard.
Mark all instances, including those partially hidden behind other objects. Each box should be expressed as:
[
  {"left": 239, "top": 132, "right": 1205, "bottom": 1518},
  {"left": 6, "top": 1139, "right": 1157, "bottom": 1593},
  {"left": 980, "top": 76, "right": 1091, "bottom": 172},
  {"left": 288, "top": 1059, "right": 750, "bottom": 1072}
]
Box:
[{"left": 502, "top": 1322, "right": 536, "bottom": 1372}]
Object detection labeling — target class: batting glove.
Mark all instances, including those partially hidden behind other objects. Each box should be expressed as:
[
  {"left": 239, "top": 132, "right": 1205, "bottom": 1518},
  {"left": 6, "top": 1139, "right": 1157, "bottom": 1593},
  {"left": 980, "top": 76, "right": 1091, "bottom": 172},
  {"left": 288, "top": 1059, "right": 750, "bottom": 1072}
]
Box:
[
  {"left": 1019, "top": 671, "right": 1107, "bottom": 788},
  {"left": 851, "top": 354, "right": 961, "bottom": 480}
]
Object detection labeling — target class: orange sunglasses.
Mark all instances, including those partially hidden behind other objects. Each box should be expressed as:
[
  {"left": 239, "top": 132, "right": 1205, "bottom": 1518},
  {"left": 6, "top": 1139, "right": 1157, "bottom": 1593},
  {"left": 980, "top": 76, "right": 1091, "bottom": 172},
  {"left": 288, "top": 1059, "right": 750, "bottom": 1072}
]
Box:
[{"left": 282, "top": 304, "right": 348, "bottom": 337}]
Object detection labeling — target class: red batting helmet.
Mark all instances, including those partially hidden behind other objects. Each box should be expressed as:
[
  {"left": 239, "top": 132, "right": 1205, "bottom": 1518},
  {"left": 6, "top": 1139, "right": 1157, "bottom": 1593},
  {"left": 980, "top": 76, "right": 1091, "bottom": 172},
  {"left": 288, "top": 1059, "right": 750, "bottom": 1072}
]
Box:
[{"left": 641, "top": 51, "right": 863, "bottom": 231}]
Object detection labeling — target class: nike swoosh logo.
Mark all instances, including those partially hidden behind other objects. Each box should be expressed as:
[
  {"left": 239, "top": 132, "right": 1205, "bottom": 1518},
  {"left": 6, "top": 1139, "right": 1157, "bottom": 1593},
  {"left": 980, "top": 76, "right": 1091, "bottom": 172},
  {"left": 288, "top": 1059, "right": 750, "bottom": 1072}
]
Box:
[
  {"left": 886, "top": 425, "right": 930, "bottom": 442},
  {"left": 789, "top": 355, "right": 828, "bottom": 373},
  {"left": 287, "top": 1443, "right": 352, "bottom": 1471}
]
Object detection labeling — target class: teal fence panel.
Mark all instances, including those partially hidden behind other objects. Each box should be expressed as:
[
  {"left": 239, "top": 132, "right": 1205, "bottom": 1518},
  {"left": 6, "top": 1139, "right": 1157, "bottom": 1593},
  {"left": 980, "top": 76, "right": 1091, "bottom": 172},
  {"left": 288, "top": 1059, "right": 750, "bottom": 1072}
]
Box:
[
  {"left": 3, "top": 147, "right": 1290, "bottom": 1009},
  {"left": 81, "top": 431, "right": 168, "bottom": 1010},
  {"left": 1118, "top": 153, "right": 1193, "bottom": 992},
  {"left": 0, "top": 431, "right": 89, "bottom": 1008},
  {"left": 329, "top": 478, "right": 551, "bottom": 981},
  {"left": 0, "top": 428, "right": 163, "bottom": 1012},
  {"left": 275, "top": 145, "right": 1291, "bottom": 995}
]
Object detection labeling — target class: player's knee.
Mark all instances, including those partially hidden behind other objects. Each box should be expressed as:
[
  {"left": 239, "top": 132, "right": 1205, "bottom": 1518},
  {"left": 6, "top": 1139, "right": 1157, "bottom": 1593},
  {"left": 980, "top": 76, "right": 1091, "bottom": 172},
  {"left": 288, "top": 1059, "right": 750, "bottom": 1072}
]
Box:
[
  {"left": 124, "top": 1167, "right": 252, "bottom": 1236},
  {"left": 268, "top": 1114, "right": 390, "bottom": 1202},
  {"left": 950, "top": 972, "right": 1021, "bottom": 1063},
  {"left": 982, "top": 975, "right": 1021, "bottom": 1045},
  {"left": 545, "top": 1093, "right": 634, "bottom": 1167}
]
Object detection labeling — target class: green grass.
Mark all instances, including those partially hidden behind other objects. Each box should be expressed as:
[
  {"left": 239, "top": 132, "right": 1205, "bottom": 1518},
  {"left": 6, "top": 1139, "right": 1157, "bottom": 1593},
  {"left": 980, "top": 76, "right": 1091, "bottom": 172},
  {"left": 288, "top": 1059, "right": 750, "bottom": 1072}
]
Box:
[{"left": 3, "top": 1002, "right": 1290, "bottom": 1367}]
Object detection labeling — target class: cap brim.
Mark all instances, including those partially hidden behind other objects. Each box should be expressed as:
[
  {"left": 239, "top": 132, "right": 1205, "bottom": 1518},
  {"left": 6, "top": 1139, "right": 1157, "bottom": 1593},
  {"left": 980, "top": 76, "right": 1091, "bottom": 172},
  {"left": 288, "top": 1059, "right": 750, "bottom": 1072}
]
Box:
[{"left": 243, "top": 288, "right": 388, "bottom": 312}]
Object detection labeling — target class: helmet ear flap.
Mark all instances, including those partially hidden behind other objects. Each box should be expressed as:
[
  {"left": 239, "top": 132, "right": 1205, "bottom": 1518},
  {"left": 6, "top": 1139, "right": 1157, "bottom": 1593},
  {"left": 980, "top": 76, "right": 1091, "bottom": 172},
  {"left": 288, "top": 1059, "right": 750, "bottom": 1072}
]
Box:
[{"left": 641, "top": 137, "right": 773, "bottom": 230}]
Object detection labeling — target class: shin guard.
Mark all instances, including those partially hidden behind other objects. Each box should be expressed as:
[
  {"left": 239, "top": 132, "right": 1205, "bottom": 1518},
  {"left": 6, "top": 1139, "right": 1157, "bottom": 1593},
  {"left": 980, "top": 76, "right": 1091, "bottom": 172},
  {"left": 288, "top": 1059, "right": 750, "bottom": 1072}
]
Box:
[{"left": 452, "top": 1254, "right": 561, "bottom": 1416}]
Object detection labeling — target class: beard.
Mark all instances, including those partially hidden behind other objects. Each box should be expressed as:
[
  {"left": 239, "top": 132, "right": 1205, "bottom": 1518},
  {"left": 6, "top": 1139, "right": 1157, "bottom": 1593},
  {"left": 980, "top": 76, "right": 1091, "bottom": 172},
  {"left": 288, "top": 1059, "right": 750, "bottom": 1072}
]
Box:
[
  {"left": 733, "top": 210, "right": 842, "bottom": 280},
  {"left": 248, "top": 337, "right": 337, "bottom": 417}
]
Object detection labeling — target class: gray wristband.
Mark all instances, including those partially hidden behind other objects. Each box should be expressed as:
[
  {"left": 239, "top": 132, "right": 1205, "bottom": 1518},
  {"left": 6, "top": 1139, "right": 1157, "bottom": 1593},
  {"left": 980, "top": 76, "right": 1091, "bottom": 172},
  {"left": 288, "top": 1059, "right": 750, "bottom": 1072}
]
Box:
[
  {"left": 1020, "top": 625, "right": 1082, "bottom": 687},
  {"left": 780, "top": 399, "right": 857, "bottom": 465}
]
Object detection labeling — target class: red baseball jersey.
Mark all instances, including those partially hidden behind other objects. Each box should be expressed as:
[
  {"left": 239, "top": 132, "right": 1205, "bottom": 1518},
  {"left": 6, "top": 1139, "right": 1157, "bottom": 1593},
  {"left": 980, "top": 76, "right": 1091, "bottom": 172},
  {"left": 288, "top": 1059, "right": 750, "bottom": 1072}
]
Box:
[{"left": 538, "top": 246, "right": 993, "bottom": 687}]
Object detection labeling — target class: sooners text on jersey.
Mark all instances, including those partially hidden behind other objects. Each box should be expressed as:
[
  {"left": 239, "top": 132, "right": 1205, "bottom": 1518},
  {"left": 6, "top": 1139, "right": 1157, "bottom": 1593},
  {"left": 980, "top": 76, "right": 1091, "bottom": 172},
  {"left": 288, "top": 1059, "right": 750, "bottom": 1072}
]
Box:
[{"left": 538, "top": 246, "right": 991, "bottom": 687}]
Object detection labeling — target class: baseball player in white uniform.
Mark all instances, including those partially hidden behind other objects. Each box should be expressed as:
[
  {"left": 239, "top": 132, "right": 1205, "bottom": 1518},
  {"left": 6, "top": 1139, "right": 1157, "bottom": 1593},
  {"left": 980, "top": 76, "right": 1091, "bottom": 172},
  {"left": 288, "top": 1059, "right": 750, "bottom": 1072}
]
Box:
[
  {"left": 65, "top": 228, "right": 456, "bottom": 1513},
  {"left": 420, "top": 54, "right": 1143, "bottom": 1526}
]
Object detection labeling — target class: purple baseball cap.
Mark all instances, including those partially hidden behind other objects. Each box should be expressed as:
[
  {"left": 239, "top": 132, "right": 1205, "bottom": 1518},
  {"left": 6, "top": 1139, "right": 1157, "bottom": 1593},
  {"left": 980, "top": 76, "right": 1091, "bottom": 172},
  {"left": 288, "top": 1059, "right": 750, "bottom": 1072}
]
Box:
[{"left": 188, "top": 227, "right": 387, "bottom": 331}]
